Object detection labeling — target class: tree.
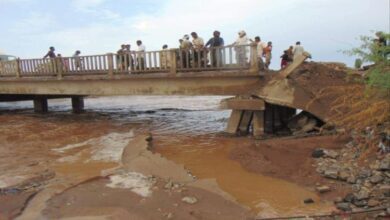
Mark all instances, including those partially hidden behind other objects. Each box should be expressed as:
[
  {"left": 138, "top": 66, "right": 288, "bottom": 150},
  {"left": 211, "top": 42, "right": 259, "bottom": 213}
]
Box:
[{"left": 345, "top": 32, "right": 390, "bottom": 92}]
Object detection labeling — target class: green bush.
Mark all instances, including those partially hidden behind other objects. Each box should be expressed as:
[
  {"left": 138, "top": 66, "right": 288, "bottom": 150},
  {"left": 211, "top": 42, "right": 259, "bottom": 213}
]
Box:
[{"left": 345, "top": 32, "right": 390, "bottom": 92}]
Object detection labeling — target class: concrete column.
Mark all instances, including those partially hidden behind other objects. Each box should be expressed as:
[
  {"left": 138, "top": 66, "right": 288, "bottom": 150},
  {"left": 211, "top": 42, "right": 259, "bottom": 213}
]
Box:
[
  {"left": 252, "top": 110, "right": 264, "bottom": 136},
  {"left": 264, "top": 103, "right": 274, "bottom": 134},
  {"left": 33, "top": 98, "right": 48, "bottom": 113},
  {"left": 238, "top": 111, "right": 253, "bottom": 134},
  {"left": 107, "top": 53, "right": 114, "bottom": 78},
  {"left": 169, "top": 49, "right": 177, "bottom": 76},
  {"left": 226, "top": 110, "right": 243, "bottom": 134},
  {"left": 71, "top": 96, "right": 84, "bottom": 113}
]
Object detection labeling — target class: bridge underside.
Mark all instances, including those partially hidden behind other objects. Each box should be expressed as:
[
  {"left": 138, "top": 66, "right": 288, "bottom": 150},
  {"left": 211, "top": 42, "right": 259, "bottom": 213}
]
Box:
[{"left": 0, "top": 69, "right": 329, "bottom": 137}]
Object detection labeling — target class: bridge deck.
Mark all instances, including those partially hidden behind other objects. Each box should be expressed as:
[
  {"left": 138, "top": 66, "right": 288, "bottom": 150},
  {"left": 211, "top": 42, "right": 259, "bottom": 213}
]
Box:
[{"left": 0, "top": 45, "right": 264, "bottom": 96}]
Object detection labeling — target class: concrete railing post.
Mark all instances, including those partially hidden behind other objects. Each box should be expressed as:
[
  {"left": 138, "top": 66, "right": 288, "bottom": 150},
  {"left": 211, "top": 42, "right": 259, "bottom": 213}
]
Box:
[
  {"left": 249, "top": 44, "right": 259, "bottom": 74},
  {"left": 169, "top": 49, "right": 177, "bottom": 76},
  {"left": 15, "top": 58, "right": 21, "bottom": 78},
  {"left": 55, "top": 57, "right": 63, "bottom": 80},
  {"left": 107, "top": 53, "right": 114, "bottom": 78}
]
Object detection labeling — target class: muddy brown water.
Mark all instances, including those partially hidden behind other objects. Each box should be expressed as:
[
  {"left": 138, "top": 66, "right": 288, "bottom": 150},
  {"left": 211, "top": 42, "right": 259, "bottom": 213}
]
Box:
[{"left": 0, "top": 96, "right": 332, "bottom": 217}]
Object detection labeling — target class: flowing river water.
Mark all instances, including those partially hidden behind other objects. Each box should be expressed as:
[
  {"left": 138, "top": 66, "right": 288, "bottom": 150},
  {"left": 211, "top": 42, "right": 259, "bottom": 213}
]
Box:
[{"left": 0, "top": 96, "right": 333, "bottom": 217}]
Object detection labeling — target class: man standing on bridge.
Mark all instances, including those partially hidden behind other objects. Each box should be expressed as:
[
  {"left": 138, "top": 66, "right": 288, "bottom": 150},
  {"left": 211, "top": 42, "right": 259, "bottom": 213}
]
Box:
[
  {"left": 136, "top": 40, "right": 146, "bottom": 70},
  {"left": 205, "top": 31, "right": 224, "bottom": 67},
  {"left": 254, "top": 36, "right": 266, "bottom": 70},
  {"left": 191, "top": 32, "right": 205, "bottom": 67}
]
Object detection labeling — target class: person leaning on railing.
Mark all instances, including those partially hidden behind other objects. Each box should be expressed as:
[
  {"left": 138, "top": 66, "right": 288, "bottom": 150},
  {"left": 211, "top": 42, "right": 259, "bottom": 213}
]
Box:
[
  {"left": 43, "top": 46, "right": 57, "bottom": 73},
  {"left": 116, "top": 44, "right": 126, "bottom": 71},
  {"left": 180, "top": 35, "right": 192, "bottom": 68},
  {"left": 205, "top": 31, "right": 224, "bottom": 67},
  {"left": 160, "top": 45, "right": 170, "bottom": 69}
]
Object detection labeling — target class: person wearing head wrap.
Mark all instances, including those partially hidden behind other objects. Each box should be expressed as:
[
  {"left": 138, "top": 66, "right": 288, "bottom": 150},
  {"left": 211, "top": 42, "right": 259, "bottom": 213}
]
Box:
[
  {"left": 180, "top": 34, "right": 193, "bottom": 68},
  {"left": 232, "top": 30, "right": 249, "bottom": 66}
]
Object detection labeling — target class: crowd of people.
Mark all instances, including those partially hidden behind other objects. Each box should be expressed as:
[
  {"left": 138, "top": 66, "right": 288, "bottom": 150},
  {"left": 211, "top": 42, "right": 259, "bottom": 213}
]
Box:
[{"left": 43, "top": 30, "right": 308, "bottom": 72}]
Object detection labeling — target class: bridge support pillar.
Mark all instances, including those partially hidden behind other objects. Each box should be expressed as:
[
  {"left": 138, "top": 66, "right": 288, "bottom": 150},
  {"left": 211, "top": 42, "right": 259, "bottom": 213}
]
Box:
[
  {"left": 33, "top": 98, "right": 48, "bottom": 113},
  {"left": 264, "top": 103, "right": 296, "bottom": 134},
  {"left": 221, "top": 97, "right": 265, "bottom": 137},
  {"left": 71, "top": 96, "right": 84, "bottom": 113}
]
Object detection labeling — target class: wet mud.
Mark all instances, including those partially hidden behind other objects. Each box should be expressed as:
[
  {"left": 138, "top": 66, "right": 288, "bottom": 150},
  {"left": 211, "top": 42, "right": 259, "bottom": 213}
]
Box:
[{"left": 0, "top": 96, "right": 350, "bottom": 219}]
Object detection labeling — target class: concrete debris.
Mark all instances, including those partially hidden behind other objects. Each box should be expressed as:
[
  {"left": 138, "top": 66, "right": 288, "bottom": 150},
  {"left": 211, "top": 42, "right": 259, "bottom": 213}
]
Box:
[
  {"left": 303, "top": 198, "right": 314, "bottom": 204},
  {"left": 324, "top": 150, "right": 339, "bottom": 159},
  {"left": 336, "top": 202, "right": 351, "bottom": 212},
  {"left": 315, "top": 185, "right": 330, "bottom": 193},
  {"left": 181, "top": 196, "right": 198, "bottom": 204}
]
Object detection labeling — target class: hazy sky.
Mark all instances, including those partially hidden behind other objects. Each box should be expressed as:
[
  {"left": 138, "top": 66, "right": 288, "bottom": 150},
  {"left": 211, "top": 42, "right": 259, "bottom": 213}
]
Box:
[{"left": 0, "top": 0, "right": 389, "bottom": 69}]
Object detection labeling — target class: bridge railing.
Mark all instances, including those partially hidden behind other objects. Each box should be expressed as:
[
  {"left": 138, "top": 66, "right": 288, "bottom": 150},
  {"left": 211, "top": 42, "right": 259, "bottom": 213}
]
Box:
[
  {"left": 177, "top": 44, "right": 254, "bottom": 71},
  {"left": 0, "top": 44, "right": 258, "bottom": 78}
]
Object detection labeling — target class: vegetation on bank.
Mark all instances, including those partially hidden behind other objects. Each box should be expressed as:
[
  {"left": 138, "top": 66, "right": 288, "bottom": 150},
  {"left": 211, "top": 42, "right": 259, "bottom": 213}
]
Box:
[{"left": 345, "top": 32, "right": 390, "bottom": 94}]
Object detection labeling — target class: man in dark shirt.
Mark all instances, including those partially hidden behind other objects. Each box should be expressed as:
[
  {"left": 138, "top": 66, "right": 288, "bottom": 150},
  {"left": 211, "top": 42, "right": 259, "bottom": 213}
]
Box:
[
  {"left": 43, "top": 46, "right": 56, "bottom": 59},
  {"left": 205, "top": 31, "right": 224, "bottom": 67}
]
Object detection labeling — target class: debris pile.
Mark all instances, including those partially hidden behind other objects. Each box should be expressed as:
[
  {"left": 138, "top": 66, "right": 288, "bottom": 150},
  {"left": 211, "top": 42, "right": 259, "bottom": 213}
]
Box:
[{"left": 314, "top": 125, "right": 390, "bottom": 212}]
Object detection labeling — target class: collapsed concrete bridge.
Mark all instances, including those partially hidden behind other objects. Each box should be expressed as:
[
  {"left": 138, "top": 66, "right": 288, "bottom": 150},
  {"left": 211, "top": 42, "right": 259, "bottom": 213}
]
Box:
[{"left": 0, "top": 44, "right": 327, "bottom": 136}]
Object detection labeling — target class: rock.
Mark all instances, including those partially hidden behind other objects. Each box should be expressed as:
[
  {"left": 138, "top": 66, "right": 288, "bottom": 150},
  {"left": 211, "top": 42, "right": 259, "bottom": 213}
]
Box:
[
  {"left": 182, "top": 196, "right": 198, "bottom": 204},
  {"left": 347, "top": 175, "right": 357, "bottom": 184},
  {"left": 367, "top": 199, "right": 380, "bottom": 207},
  {"left": 343, "top": 193, "right": 356, "bottom": 203},
  {"left": 358, "top": 169, "right": 372, "bottom": 179},
  {"left": 324, "top": 169, "right": 338, "bottom": 179},
  {"left": 338, "top": 171, "right": 349, "bottom": 181},
  {"left": 334, "top": 197, "right": 343, "bottom": 203},
  {"left": 355, "top": 188, "right": 370, "bottom": 200},
  {"left": 164, "top": 181, "right": 174, "bottom": 189},
  {"left": 352, "top": 199, "right": 367, "bottom": 207},
  {"left": 336, "top": 202, "right": 352, "bottom": 212},
  {"left": 324, "top": 150, "right": 339, "bottom": 159},
  {"left": 312, "top": 149, "right": 325, "bottom": 158},
  {"left": 316, "top": 185, "right": 331, "bottom": 193},
  {"left": 165, "top": 212, "right": 173, "bottom": 219},
  {"left": 370, "top": 174, "right": 384, "bottom": 184},
  {"left": 303, "top": 198, "right": 314, "bottom": 204},
  {"left": 351, "top": 184, "right": 361, "bottom": 192},
  {"left": 378, "top": 185, "right": 390, "bottom": 197},
  {"left": 379, "top": 159, "right": 390, "bottom": 171}
]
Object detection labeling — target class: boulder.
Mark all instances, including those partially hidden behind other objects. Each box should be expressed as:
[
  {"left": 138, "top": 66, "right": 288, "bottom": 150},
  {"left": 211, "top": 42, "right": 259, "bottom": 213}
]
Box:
[
  {"left": 352, "top": 199, "right": 367, "bottom": 207},
  {"left": 312, "top": 149, "right": 325, "bottom": 158},
  {"left": 379, "top": 159, "right": 390, "bottom": 171},
  {"left": 324, "top": 150, "right": 339, "bottom": 159},
  {"left": 316, "top": 185, "right": 331, "bottom": 193},
  {"left": 367, "top": 199, "right": 380, "bottom": 207},
  {"left": 347, "top": 175, "right": 357, "bottom": 184},
  {"left": 355, "top": 188, "right": 370, "bottom": 200},
  {"left": 324, "top": 169, "right": 338, "bottom": 179},
  {"left": 336, "top": 202, "right": 352, "bottom": 212},
  {"left": 343, "top": 193, "right": 356, "bottom": 203},
  {"left": 338, "top": 171, "right": 349, "bottom": 181},
  {"left": 378, "top": 185, "right": 390, "bottom": 197},
  {"left": 370, "top": 174, "right": 384, "bottom": 184}
]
